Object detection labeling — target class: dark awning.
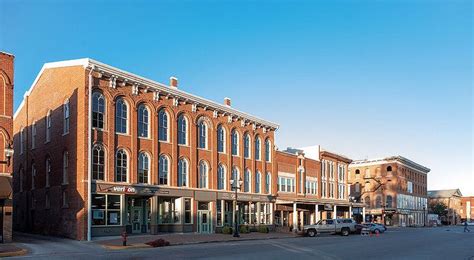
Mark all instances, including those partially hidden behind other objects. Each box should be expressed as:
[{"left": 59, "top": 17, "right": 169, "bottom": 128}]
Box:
[{"left": 0, "top": 175, "right": 12, "bottom": 199}]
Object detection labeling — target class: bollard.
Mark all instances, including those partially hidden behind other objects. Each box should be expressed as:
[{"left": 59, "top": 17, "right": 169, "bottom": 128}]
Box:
[{"left": 121, "top": 231, "right": 128, "bottom": 246}]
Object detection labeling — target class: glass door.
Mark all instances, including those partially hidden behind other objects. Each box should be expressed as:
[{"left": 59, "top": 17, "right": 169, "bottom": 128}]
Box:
[
  {"left": 131, "top": 199, "right": 143, "bottom": 234},
  {"left": 198, "top": 210, "right": 211, "bottom": 233}
]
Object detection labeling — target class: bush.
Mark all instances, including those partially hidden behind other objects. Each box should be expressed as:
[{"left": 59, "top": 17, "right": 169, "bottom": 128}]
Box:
[
  {"left": 239, "top": 225, "right": 250, "bottom": 234},
  {"left": 258, "top": 225, "right": 269, "bottom": 233},
  {"left": 222, "top": 226, "right": 233, "bottom": 234},
  {"left": 145, "top": 238, "right": 170, "bottom": 247}
]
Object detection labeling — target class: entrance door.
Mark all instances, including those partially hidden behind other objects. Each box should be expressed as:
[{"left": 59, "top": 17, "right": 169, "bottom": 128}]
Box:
[
  {"left": 198, "top": 210, "right": 211, "bottom": 234},
  {"left": 131, "top": 199, "right": 143, "bottom": 234}
]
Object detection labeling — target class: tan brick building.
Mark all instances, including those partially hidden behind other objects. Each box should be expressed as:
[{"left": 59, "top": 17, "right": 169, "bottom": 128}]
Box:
[
  {"left": 349, "top": 156, "right": 429, "bottom": 227},
  {"left": 427, "top": 189, "right": 463, "bottom": 225},
  {"left": 0, "top": 52, "right": 14, "bottom": 243},
  {"left": 13, "top": 58, "right": 279, "bottom": 240}
]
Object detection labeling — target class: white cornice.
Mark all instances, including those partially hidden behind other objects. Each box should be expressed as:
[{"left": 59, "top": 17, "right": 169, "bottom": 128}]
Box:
[{"left": 350, "top": 156, "right": 430, "bottom": 174}]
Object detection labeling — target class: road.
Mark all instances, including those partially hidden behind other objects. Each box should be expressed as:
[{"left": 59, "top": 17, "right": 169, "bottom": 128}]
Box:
[{"left": 11, "top": 226, "right": 474, "bottom": 260}]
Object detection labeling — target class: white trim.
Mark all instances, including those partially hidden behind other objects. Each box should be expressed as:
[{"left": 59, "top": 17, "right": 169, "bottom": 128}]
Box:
[{"left": 278, "top": 171, "right": 295, "bottom": 178}]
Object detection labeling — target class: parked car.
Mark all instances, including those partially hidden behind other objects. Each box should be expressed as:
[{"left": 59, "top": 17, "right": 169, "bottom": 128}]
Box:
[
  {"left": 303, "top": 218, "right": 357, "bottom": 237},
  {"left": 364, "top": 223, "right": 387, "bottom": 233}
]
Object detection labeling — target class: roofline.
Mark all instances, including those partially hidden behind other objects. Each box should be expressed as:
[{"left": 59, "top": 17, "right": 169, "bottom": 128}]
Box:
[
  {"left": 350, "top": 155, "right": 430, "bottom": 173},
  {"left": 14, "top": 58, "right": 280, "bottom": 130}
]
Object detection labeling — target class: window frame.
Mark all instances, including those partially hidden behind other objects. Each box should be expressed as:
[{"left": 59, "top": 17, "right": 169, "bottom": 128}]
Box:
[
  {"left": 115, "top": 149, "right": 128, "bottom": 182},
  {"left": 138, "top": 152, "right": 150, "bottom": 184},
  {"left": 137, "top": 104, "right": 150, "bottom": 138},
  {"left": 92, "top": 92, "right": 106, "bottom": 130},
  {"left": 158, "top": 154, "right": 169, "bottom": 185},
  {"left": 158, "top": 109, "right": 169, "bottom": 142}
]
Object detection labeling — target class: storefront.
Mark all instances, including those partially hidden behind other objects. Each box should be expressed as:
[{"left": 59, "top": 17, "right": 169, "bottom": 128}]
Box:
[{"left": 0, "top": 175, "right": 12, "bottom": 243}]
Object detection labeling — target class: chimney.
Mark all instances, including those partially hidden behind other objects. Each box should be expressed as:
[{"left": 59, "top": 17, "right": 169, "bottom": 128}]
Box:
[
  {"left": 170, "top": 77, "right": 178, "bottom": 88},
  {"left": 224, "top": 97, "right": 231, "bottom": 106}
]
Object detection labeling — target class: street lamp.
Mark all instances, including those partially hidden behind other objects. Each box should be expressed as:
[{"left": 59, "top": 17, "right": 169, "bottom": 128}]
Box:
[
  {"left": 230, "top": 179, "right": 243, "bottom": 238},
  {"left": 0, "top": 143, "right": 14, "bottom": 167}
]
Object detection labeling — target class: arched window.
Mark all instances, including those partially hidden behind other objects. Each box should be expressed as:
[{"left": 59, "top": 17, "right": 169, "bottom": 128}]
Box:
[
  {"left": 62, "top": 151, "right": 69, "bottom": 185},
  {"left": 255, "top": 136, "right": 261, "bottom": 160},
  {"left": 198, "top": 121, "right": 207, "bottom": 149},
  {"left": 177, "top": 115, "right": 187, "bottom": 145},
  {"left": 115, "top": 149, "right": 128, "bottom": 182},
  {"left": 244, "top": 169, "right": 251, "bottom": 192},
  {"left": 217, "top": 125, "right": 225, "bottom": 153},
  {"left": 45, "top": 157, "right": 51, "bottom": 187},
  {"left": 387, "top": 166, "right": 392, "bottom": 172},
  {"left": 137, "top": 152, "right": 149, "bottom": 184},
  {"left": 115, "top": 98, "right": 128, "bottom": 134},
  {"left": 138, "top": 105, "right": 149, "bottom": 138},
  {"left": 231, "top": 167, "right": 240, "bottom": 189},
  {"left": 217, "top": 164, "right": 226, "bottom": 190},
  {"left": 92, "top": 92, "right": 105, "bottom": 129},
  {"left": 376, "top": 196, "right": 382, "bottom": 208},
  {"left": 158, "top": 109, "right": 168, "bottom": 141},
  {"left": 231, "top": 129, "right": 239, "bottom": 156},
  {"left": 63, "top": 99, "right": 70, "bottom": 134},
  {"left": 92, "top": 145, "right": 105, "bottom": 180},
  {"left": 265, "top": 139, "right": 271, "bottom": 162},
  {"left": 159, "top": 155, "right": 169, "bottom": 185},
  {"left": 386, "top": 195, "right": 393, "bottom": 208},
  {"left": 199, "top": 161, "right": 208, "bottom": 189},
  {"left": 255, "top": 171, "right": 261, "bottom": 193},
  {"left": 355, "top": 169, "right": 360, "bottom": 175},
  {"left": 244, "top": 134, "right": 251, "bottom": 159},
  {"left": 364, "top": 196, "right": 371, "bottom": 208},
  {"left": 265, "top": 172, "right": 271, "bottom": 194},
  {"left": 46, "top": 110, "right": 52, "bottom": 142},
  {"left": 178, "top": 158, "right": 188, "bottom": 187}
]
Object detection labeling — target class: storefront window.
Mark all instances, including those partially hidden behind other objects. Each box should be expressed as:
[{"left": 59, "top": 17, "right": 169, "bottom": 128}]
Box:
[
  {"left": 217, "top": 200, "right": 222, "bottom": 226},
  {"left": 92, "top": 194, "right": 121, "bottom": 226},
  {"left": 184, "top": 198, "right": 192, "bottom": 224},
  {"left": 224, "top": 201, "right": 233, "bottom": 225},
  {"left": 159, "top": 197, "right": 181, "bottom": 224}
]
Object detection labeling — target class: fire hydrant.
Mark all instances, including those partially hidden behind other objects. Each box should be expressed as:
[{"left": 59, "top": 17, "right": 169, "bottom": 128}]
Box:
[{"left": 121, "top": 231, "right": 128, "bottom": 246}]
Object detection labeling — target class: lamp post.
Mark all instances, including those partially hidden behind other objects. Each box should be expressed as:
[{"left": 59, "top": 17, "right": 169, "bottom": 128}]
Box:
[
  {"left": 230, "top": 179, "right": 243, "bottom": 237},
  {"left": 0, "top": 143, "right": 14, "bottom": 167}
]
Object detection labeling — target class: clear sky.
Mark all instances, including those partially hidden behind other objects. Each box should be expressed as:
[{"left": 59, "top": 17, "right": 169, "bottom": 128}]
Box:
[{"left": 1, "top": 0, "right": 472, "bottom": 195}]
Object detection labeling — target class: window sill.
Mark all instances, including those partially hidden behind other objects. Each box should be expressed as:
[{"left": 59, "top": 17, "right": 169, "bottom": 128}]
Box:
[
  {"left": 158, "top": 140, "right": 171, "bottom": 144},
  {"left": 178, "top": 144, "right": 190, "bottom": 148},
  {"left": 115, "top": 132, "right": 130, "bottom": 136},
  {"left": 62, "top": 132, "right": 69, "bottom": 136},
  {"left": 138, "top": 136, "right": 152, "bottom": 140},
  {"left": 61, "top": 183, "right": 69, "bottom": 186},
  {"left": 92, "top": 127, "right": 106, "bottom": 132},
  {"left": 197, "top": 148, "right": 211, "bottom": 152}
]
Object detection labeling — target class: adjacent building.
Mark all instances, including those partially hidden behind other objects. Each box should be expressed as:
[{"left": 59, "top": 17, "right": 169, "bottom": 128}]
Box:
[
  {"left": 460, "top": 196, "right": 474, "bottom": 223},
  {"left": 428, "top": 189, "right": 463, "bottom": 225},
  {"left": 0, "top": 52, "right": 14, "bottom": 243},
  {"left": 349, "top": 156, "right": 430, "bottom": 227}
]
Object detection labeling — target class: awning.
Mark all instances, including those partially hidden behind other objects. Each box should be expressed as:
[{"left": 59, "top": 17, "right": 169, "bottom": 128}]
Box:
[{"left": 0, "top": 175, "right": 12, "bottom": 199}]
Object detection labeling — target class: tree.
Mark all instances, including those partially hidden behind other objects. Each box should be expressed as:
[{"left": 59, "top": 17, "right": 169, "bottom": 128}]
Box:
[{"left": 429, "top": 201, "right": 447, "bottom": 216}]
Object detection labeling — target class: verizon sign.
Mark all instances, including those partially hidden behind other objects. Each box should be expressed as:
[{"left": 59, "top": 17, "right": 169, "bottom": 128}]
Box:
[{"left": 112, "top": 186, "right": 136, "bottom": 194}]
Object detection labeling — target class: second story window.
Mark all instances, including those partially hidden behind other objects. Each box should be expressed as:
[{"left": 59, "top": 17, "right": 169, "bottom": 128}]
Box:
[
  {"left": 158, "top": 109, "right": 168, "bottom": 141},
  {"left": 198, "top": 121, "right": 207, "bottom": 149},
  {"left": 20, "top": 127, "right": 24, "bottom": 154},
  {"left": 31, "top": 122, "right": 36, "bottom": 149},
  {"left": 138, "top": 105, "right": 149, "bottom": 138},
  {"left": 92, "top": 145, "right": 105, "bottom": 181},
  {"left": 177, "top": 115, "right": 187, "bottom": 145},
  {"left": 217, "top": 125, "right": 225, "bottom": 153},
  {"left": 255, "top": 171, "right": 261, "bottom": 193},
  {"left": 159, "top": 155, "right": 169, "bottom": 185},
  {"left": 45, "top": 157, "right": 51, "bottom": 188},
  {"left": 46, "top": 110, "right": 52, "bottom": 143},
  {"left": 62, "top": 151, "right": 69, "bottom": 185},
  {"left": 217, "top": 164, "right": 226, "bottom": 190},
  {"left": 31, "top": 163, "right": 36, "bottom": 190},
  {"left": 199, "top": 161, "right": 208, "bottom": 189},
  {"left": 138, "top": 152, "right": 150, "bottom": 184},
  {"left": 92, "top": 92, "right": 105, "bottom": 129},
  {"left": 115, "top": 149, "right": 128, "bottom": 182},
  {"left": 178, "top": 158, "right": 188, "bottom": 187},
  {"left": 244, "top": 169, "right": 251, "bottom": 192},
  {"left": 231, "top": 130, "right": 239, "bottom": 156},
  {"left": 265, "top": 172, "right": 271, "bottom": 194},
  {"left": 244, "top": 134, "right": 250, "bottom": 159},
  {"left": 63, "top": 99, "right": 70, "bottom": 134},
  {"left": 115, "top": 98, "right": 128, "bottom": 134}
]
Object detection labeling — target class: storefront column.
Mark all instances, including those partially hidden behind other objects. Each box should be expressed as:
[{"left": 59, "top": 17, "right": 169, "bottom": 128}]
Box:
[
  {"left": 270, "top": 203, "right": 274, "bottom": 225},
  {"left": 333, "top": 205, "right": 337, "bottom": 219},
  {"left": 257, "top": 202, "right": 261, "bottom": 224},
  {"left": 362, "top": 207, "right": 366, "bottom": 222},
  {"left": 293, "top": 202, "right": 298, "bottom": 232},
  {"left": 349, "top": 205, "right": 352, "bottom": 219},
  {"left": 150, "top": 196, "right": 158, "bottom": 234},
  {"left": 280, "top": 210, "right": 284, "bottom": 225},
  {"left": 315, "top": 204, "right": 319, "bottom": 223}
]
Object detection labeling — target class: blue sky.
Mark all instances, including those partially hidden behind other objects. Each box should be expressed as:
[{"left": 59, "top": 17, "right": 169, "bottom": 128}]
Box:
[{"left": 1, "top": 0, "right": 472, "bottom": 195}]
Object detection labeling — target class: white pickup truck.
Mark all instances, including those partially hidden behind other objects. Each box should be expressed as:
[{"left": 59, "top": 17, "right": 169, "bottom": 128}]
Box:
[{"left": 303, "top": 218, "right": 357, "bottom": 237}]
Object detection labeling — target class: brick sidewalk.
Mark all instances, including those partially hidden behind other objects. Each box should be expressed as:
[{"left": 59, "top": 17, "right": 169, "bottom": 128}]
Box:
[
  {"left": 96, "top": 232, "right": 299, "bottom": 250},
  {"left": 0, "top": 243, "right": 28, "bottom": 257}
]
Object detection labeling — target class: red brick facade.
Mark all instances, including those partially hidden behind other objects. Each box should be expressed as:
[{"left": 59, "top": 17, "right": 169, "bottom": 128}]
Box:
[{"left": 0, "top": 51, "right": 14, "bottom": 243}]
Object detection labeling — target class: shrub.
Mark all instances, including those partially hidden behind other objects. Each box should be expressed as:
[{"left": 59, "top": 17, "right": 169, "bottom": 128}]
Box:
[
  {"left": 145, "top": 238, "right": 170, "bottom": 247},
  {"left": 222, "top": 226, "right": 233, "bottom": 234},
  {"left": 239, "top": 225, "right": 250, "bottom": 234},
  {"left": 258, "top": 225, "right": 269, "bottom": 233}
]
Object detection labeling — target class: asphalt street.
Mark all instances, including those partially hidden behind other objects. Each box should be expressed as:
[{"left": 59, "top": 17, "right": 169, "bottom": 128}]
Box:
[{"left": 11, "top": 226, "right": 474, "bottom": 260}]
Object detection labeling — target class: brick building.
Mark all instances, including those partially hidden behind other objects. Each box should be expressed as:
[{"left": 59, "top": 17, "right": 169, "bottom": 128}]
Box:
[
  {"left": 349, "top": 156, "right": 430, "bottom": 227},
  {"left": 427, "top": 189, "right": 463, "bottom": 225},
  {"left": 13, "top": 58, "right": 279, "bottom": 240},
  {"left": 274, "top": 146, "right": 359, "bottom": 232},
  {"left": 0, "top": 52, "right": 14, "bottom": 243},
  {"left": 460, "top": 196, "right": 474, "bottom": 223}
]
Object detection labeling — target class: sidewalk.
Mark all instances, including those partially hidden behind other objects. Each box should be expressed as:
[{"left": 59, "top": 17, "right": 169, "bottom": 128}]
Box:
[
  {"left": 96, "top": 232, "right": 299, "bottom": 250},
  {"left": 0, "top": 243, "right": 28, "bottom": 257}
]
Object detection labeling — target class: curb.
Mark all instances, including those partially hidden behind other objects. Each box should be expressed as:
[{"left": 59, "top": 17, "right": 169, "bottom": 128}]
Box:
[
  {"left": 0, "top": 248, "right": 28, "bottom": 257},
  {"left": 101, "top": 235, "right": 300, "bottom": 250}
]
